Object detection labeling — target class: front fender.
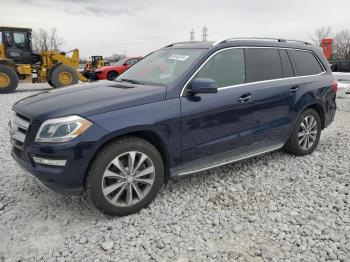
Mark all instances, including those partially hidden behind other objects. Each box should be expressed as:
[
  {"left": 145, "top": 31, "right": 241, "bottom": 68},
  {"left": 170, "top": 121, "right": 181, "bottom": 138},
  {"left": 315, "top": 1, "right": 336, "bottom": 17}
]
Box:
[{"left": 87, "top": 98, "right": 182, "bottom": 168}]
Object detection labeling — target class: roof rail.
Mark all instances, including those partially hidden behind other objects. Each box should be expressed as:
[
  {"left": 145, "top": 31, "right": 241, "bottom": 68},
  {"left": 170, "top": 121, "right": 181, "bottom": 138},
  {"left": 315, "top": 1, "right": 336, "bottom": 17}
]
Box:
[
  {"left": 212, "top": 37, "right": 312, "bottom": 46},
  {"left": 163, "top": 41, "right": 203, "bottom": 48}
]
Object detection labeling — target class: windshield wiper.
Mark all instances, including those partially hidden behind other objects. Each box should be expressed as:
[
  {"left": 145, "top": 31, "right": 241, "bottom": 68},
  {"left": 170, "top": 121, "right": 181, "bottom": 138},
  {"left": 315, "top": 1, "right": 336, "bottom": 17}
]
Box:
[{"left": 117, "top": 78, "right": 144, "bottom": 85}]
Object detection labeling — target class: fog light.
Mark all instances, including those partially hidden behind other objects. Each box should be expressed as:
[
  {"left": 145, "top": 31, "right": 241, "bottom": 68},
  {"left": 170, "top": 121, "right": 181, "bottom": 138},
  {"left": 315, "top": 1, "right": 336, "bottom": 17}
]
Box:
[{"left": 32, "top": 156, "right": 66, "bottom": 166}]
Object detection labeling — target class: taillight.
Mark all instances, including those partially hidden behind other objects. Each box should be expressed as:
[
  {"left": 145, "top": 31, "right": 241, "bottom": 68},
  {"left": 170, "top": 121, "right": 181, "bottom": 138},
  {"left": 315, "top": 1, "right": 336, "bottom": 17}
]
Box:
[{"left": 331, "top": 80, "right": 338, "bottom": 93}]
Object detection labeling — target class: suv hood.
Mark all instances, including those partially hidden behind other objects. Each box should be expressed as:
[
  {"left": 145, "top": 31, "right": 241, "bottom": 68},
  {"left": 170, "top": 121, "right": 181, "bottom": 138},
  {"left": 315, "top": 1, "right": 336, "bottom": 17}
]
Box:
[{"left": 13, "top": 81, "right": 166, "bottom": 123}]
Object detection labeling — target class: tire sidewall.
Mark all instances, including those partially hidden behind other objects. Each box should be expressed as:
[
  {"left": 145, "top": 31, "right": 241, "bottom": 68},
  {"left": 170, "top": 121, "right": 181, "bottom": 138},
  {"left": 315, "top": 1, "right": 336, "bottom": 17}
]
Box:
[
  {"left": 107, "top": 71, "right": 118, "bottom": 81},
  {"left": 50, "top": 64, "right": 79, "bottom": 88},
  {"left": 0, "top": 64, "right": 19, "bottom": 93},
  {"left": 86, "top": 137, "right": 164, "bottom": 216}
]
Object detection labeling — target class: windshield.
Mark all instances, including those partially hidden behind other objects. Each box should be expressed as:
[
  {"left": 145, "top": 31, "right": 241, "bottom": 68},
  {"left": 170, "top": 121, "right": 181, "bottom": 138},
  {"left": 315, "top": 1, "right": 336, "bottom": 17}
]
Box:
[
  {"left": 113, "top": 58, "right": 128, "bottom": 66},
  {"left": 116, "top": 48, "right": 205, "bottom": 86}
]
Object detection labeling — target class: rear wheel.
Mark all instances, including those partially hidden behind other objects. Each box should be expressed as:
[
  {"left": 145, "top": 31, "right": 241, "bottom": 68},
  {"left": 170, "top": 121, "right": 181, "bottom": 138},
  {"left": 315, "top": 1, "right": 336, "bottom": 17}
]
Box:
[
  {"left": 50, "top": 64, "right": 78, "bottom": 88},
  {"left": 107, "top": 71, "right": 118, "bottom": 81},
  {"left": 0, "top": 64, "right": 19, "bottom": 93},
  {"left": 85, "top": 137, "right": 164, "bottom": 216},
  {"left": 284, "top": 108, "right": 321, "bottom": 156}
]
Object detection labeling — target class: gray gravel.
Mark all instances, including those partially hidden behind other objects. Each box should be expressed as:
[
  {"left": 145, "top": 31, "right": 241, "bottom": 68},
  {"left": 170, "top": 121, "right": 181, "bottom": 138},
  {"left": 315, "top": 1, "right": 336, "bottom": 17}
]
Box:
[{"left": 0, "top": 83, "right": 349, "bottom": 261}]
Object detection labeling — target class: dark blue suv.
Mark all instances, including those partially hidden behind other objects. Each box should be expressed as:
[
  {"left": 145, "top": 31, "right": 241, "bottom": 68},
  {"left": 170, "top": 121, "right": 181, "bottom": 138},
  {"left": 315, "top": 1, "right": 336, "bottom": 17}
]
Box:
[{"left": 10, "top": 38, "right": 337, "bottom": 216}]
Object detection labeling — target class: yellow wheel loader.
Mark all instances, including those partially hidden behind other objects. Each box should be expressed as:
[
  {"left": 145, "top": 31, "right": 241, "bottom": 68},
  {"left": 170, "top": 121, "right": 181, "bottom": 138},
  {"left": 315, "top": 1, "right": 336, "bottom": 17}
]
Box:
[
  {"left": 0, "top": 26, "right": 87, "bottom": 93},
  {"left": 82, "top": 55, "right": 110, "bottom": 80}
]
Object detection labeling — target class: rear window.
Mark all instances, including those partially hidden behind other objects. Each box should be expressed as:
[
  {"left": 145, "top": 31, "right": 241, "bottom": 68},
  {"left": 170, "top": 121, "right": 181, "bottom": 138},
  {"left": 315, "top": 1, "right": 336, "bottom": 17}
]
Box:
[
  {"left": 245, "top": 48, "right": 282, "bottom": 83},
  {"left": 289, "top": 50, "right": 324, "bottom": 76}
]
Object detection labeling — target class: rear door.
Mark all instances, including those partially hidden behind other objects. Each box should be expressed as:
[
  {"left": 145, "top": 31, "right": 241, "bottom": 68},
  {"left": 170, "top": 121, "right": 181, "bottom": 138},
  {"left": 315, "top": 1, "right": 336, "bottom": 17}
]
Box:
[{"left": 242, "top": 47, "right": 296, "bottom": 144}]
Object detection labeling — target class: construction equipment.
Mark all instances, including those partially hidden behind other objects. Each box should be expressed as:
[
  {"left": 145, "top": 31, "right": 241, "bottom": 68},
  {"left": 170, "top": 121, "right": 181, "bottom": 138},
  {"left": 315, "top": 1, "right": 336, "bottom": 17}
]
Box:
[
  {"left": 84, "top": 55, "right": 109, "bottom": 71},
  {"left": 82, "top": 55, "right": 109, "bottom": 80},
  {"left": 0, "top": 26, "right": 87, "bottom": 93}
]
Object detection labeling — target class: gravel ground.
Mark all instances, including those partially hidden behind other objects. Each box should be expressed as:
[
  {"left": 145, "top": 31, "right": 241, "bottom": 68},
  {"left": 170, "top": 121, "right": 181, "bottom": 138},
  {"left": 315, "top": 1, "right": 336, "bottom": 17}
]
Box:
[{"left": 0, "top": 83, "right": 349, "bottom": 262}]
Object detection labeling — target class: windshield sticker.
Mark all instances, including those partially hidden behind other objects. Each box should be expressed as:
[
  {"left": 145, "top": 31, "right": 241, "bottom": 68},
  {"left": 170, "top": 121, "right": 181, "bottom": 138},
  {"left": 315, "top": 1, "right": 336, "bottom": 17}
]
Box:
[{"left": 168, "top": 54, "right": 189, "bottom": 61}]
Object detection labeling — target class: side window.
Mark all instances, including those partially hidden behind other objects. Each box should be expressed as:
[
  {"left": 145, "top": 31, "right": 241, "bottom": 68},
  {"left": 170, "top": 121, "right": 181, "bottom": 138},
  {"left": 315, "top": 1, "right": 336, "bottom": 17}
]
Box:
[
  {"left": 195, "top": 48, "right": 245, "bottom": 88},
  {"left": 127, "top": 59, "right": 137, "bottom": 65},
  {"left": 13, "top": 31, "right": 29, "bottom": 51},
  {"left": 245, "top": 48, "right": 282, "bottom": 82},
  {"left": 279, "top": 49, "right": 295, "bottom": 78},
  {"left": 4, "top": 31, "right": 13, "bottom": 47},
  {"left": 289, "top": 50, "right": 324, "bottom": 76}
]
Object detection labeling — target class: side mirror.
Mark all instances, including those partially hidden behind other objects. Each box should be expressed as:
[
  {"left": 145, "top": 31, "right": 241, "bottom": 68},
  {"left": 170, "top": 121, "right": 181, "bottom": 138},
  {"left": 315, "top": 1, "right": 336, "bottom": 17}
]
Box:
[
  {"left": 123, "top": 62, "right": 128, "bottom": 66},
  {"left": 189, "top": 78, "right": 218, "bottom": 94}
]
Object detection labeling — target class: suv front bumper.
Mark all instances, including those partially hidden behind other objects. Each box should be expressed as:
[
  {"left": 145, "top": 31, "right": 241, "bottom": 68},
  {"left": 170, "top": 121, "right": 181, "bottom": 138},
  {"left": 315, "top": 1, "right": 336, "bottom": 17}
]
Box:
[{"left": 10, "top": 124, "right": 108, "bottom": 195}]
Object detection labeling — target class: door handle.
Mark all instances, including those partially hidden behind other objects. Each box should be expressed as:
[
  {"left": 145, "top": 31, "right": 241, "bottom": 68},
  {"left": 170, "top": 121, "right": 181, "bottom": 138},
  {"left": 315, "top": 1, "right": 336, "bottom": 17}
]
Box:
[
  {"left": 238, "top": 93, "right": 251, "bottom": 103},
  {"left": 290, "top": 85, "right": 299, "bottom": 93}
]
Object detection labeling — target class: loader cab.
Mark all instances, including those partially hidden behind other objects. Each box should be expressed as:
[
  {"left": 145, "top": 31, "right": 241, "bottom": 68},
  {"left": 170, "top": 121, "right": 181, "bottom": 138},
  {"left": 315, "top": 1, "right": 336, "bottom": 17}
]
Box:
[
  {"left": 0, "top": 27, "right": 34, "bottom": 64},
  {"left": 91, "top": 55, "right": 110, "bottom": 68}
]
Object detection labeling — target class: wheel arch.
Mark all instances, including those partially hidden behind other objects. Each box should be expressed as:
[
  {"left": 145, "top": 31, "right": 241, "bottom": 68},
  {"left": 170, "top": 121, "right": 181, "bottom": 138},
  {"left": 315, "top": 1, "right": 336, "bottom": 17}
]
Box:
[
  {"left": 107, "top": 70, "right": 119, "bottom": 78},
  {"left": 83, "top": 128, "right": 171, "bottom": 186},
  {"left": 306, "top": 103, "right": 326, "bottom": 129}
]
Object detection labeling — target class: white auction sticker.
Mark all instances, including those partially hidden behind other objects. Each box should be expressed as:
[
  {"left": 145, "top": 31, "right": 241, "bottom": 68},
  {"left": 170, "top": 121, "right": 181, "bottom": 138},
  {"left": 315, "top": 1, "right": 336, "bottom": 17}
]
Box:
[{"left": 168, "top": 54, "right": 189, "bottom": 61}]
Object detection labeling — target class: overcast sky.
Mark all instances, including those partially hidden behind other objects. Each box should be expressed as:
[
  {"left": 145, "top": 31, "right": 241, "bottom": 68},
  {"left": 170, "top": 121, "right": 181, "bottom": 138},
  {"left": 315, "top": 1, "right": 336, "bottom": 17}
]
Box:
[{"left": 1, "top": 0, "right": 349, "bottom": 58}]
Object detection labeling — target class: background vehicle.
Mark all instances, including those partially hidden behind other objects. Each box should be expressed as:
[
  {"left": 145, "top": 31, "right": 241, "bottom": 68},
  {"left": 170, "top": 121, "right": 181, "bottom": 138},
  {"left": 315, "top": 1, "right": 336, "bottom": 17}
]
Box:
[
  {"left": 10, "top": 38, "right": 337, "bottom": 216},
  {"left": 95, "top": 57, "right": 142, "bottom": 80},
  {"left": 81, "top": 55, "right": 110, "bottom": 80},
  {"left": 0, "top": 26, "right": 86, "bottom": 93},
  {"left": 331, "top": 60, "right": 350, "bottom": 72}
]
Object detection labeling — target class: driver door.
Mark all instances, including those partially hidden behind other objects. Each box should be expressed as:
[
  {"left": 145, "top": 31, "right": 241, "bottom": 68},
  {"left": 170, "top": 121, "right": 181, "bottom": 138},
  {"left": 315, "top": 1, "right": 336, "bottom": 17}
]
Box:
[{"left": 180, "top": 48, "right": 258, "bottom": 162}]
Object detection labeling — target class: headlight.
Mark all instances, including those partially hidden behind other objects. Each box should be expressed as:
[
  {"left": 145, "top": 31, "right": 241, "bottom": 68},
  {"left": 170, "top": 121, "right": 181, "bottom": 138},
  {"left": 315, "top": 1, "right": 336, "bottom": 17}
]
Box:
[{"left": 35, "top": 115, "right": 92, "bottom": 143}]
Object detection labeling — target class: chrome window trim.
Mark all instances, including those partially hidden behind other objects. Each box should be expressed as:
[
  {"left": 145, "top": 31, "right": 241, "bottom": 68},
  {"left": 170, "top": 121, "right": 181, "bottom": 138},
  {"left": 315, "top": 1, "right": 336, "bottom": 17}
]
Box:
[{"left": 180, "top": 46, "right": 326, "bottom": 97}]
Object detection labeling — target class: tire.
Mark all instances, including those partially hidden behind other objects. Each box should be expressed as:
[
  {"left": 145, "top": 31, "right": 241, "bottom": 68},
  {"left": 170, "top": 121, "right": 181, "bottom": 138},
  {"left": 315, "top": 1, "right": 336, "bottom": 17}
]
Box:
[
  {"left": 107, "top": 71, "right": 118, "bottom": 81},
  {"left": 81, "top": 70, "right": 90, "bottom": 80},
  {"left": 89, "top": 71, "right": 98, "bottom": 81},
  {"left": 50, "top": 64, "right": 78, "bottom": 88},
  {"left": 284, "top": 108, "right": 321, "bottom": 156},
  {"left": 85, "top": 136, "right": 164, "bottom": 216},
  {"left": 46, "top": 67, "right": 55, "bottom": 87},
  {"left": 0, "top": 64, "right": 19, "bottom": 94}
]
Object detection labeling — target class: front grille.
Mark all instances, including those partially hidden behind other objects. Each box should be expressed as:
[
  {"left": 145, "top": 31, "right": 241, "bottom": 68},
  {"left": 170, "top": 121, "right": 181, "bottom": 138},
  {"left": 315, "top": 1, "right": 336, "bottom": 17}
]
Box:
[{"left": 10, "top": 113, "right": 30, "bottom": 143}]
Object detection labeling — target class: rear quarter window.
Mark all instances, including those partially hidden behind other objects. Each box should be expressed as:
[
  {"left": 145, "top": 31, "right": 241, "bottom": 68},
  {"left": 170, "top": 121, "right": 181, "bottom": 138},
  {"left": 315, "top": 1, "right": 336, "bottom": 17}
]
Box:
[
  {"left": 279, "top": 49, "right": 295, "bottom": 78},
  {"left": 245, "top": 48, "right": 282, "bottom": 83},
  {"left": 289, "top": 50, "right": 324, "bottom": 76}
]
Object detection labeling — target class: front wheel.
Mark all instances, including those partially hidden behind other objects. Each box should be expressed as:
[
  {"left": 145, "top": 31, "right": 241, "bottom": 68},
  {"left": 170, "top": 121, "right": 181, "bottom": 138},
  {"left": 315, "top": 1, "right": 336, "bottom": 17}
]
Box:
[
  {"left": 50, "top": 64, "right": 79, "bottom": 88},
  {"left": 107, "top": 71, "right": 118, "bottom": 81},
  {"left": 85, "top": 137, "right": 164, "bottom": 216},
  {"left": 284, "top": 108, "right": 321, "bottom": 156}
]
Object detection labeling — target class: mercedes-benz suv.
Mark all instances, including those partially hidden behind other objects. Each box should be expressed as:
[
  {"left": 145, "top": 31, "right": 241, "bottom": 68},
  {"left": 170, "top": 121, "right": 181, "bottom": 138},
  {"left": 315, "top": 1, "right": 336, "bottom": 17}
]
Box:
[{"left": 10, "top": 38, "right": 337, "bottom": 216}]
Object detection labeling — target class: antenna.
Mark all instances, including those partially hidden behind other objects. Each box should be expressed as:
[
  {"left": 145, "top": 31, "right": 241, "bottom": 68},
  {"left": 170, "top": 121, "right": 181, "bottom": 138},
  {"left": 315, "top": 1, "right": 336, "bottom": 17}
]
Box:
[
  {"left": 202, "top": 26, "right": 208, "bottom": 41},
  {"left": 190, "top": 29, "right": 195, "bottom": 42}
]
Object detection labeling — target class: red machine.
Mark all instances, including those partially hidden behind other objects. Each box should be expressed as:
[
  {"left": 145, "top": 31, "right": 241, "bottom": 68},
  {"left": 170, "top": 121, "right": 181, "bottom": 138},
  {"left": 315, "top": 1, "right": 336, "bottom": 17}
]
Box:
[{"left": 321, "top": 38, "right": 333, "bottom": 60}]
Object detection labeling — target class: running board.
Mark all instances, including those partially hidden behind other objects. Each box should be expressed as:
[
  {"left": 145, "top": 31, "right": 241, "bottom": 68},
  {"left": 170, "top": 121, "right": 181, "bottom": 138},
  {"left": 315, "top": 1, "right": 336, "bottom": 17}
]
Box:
[{"left": 172, "top": 142, "right": 284, "bottom": 177}]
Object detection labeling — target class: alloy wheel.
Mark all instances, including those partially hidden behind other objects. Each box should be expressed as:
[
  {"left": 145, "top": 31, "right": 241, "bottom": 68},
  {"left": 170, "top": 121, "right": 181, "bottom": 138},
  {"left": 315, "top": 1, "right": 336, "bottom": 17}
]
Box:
[
  {"left": 298, "top": 115, "right": 318, "bottom": 150},
  {"left": 101, "top": 151, "right": 155, "bottom": 207}
]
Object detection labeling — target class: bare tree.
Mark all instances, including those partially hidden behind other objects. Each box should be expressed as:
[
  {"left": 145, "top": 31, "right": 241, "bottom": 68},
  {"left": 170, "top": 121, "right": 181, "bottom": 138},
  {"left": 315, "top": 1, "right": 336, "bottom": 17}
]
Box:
[
  {"left": 333, "top": 30, "right": 350, "bottom": 60},
  {"left": 32, "top": 28, "right": 64, "bottom": 53},
  {"left": 105, "top": 53, "right": 127, "bottom": 63},
  {"left": 309, "top": 27, "right": 332, "bottom": 46}
]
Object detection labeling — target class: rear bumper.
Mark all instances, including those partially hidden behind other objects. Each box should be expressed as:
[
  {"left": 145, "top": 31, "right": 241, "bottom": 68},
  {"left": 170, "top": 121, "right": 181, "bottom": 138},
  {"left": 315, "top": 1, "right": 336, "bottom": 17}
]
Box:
[{"left": 324, "top": 96, "right": 337, "bottom": 128}]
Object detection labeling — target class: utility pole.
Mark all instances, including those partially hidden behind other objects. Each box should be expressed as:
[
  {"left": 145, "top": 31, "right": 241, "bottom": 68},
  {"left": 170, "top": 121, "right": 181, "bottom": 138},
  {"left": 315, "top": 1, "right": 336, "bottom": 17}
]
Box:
[
  {"left": 190, "top": 29, "right": 195, "bottom": 41},
  {"left": 202, "top": 26, "right": 208, "bottom": 41}
]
